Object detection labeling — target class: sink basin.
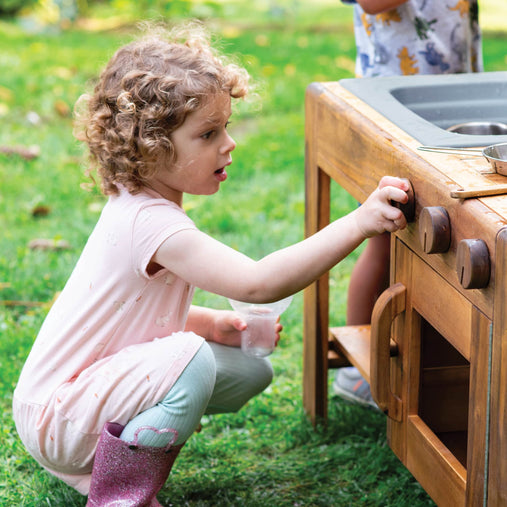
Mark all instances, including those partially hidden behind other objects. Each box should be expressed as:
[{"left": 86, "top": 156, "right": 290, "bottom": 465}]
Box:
[{"left": 340, "top": 71, "right": 507, "bottom": 147}]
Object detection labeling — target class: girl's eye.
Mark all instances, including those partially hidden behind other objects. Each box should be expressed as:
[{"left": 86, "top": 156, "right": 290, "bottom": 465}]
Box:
[{"left": 201, "top": 122, "right": 230, "bottom": 140}]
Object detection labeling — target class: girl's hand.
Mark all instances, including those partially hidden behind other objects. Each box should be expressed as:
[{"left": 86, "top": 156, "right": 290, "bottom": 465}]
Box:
[
  {"left": 209, "top": 309, "right": 283, "bottom": 348},
  {"left": 354, "top": 176, "right": 409, "bottom": 238}
]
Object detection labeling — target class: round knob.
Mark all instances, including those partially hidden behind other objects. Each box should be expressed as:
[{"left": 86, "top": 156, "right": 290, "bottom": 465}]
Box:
[
  {"left": 390, "top": 178, "right": 415, "bottom": 222},
  {"left": 418, "top": 206, "right": 451, "bottom": 253},
  {"left": 456, "top": 239, "right": 490, "bottom": 289}
]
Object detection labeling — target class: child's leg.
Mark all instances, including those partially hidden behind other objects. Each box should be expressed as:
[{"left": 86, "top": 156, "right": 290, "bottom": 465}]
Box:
[
  {"left": 205, "top": 342, "right": 273, "bottom": 414},
  {"left": 346, "top": 232, "right": 390, "bottom": 325},
  {"left": 119, "top": 341, "right": 216, "bottom": 447},
  {"left": 86, "top": 340, "right": 216, "bottom": 504},
  {"left": 118, "top": 341, "right": 273, "bottom": 447}
]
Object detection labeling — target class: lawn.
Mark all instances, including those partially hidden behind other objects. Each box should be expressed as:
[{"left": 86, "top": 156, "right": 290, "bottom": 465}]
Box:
[{"left": 0, "top": 1, "right": 505, "bottom": 505}]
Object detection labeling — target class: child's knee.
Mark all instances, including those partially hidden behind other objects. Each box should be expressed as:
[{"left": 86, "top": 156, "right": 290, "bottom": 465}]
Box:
[
  {"left": 171, "top": 341, "right": 217, "bottom": 407},
  {"left": 205, "top": 344, "right": 274, "bottom": 414},
  {"left": 246, "top": 357, "right": 273, "bottom": 393}
]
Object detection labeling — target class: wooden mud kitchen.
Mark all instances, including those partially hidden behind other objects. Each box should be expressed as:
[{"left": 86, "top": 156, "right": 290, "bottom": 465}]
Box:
[{"left": 302, "top": 72, "right": 507, "bottom": 506}]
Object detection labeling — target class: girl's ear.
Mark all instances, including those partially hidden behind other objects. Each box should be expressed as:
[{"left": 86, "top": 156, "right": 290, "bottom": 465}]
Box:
[{"left": 150, "top": 141, "right": 177, "bottom": 172}]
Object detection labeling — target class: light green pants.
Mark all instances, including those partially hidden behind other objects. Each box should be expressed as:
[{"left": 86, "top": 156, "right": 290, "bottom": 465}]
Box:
[{"left": 120, "top": 341, "right": 273, "bottom": 446}]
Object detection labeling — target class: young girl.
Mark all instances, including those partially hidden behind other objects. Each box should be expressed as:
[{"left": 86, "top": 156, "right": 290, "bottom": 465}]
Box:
[{"left": 13, "top": 22, "right": 409, "bottom": 506}]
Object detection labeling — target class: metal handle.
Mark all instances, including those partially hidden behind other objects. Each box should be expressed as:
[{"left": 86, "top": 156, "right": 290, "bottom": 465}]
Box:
[
  {"left": 370, "top": 282, "right": 405, "bottom": 421},
  {"left": 418, "top": 145, "right": 483, "bottom": 156}
]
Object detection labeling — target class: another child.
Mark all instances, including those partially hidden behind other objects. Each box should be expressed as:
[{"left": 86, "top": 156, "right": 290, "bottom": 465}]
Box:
[
  {"left": 334, "top": 0, "right": 483, "bottom": 408},
  {"left": 13, "top": 22, "right": 409, "bottom": 505}
]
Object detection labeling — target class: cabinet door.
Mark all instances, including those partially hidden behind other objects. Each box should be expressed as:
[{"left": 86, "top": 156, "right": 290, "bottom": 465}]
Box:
[{"left": 383, "top": 238, "right": 489, "bottom": 507}]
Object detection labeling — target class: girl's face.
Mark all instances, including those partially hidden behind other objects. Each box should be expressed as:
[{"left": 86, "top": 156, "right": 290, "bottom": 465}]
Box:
[{"left": 149, "top": 92, "right": 236, "bottom": 205}]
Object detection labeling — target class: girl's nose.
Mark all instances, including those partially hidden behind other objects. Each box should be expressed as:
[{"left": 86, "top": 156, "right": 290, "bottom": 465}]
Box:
[{"left": 222, "top": 131, "right": 236, "bottom": 153}]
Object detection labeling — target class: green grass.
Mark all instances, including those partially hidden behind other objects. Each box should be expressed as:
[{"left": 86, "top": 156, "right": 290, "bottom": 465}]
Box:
[{"left": 1, "top": 1, "right": 506, "bottom": 505}]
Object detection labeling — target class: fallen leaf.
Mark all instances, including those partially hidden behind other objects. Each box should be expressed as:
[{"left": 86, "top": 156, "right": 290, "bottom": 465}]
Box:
[
  {"left": 28, "top": 238, "right": 71, "bottom": 250},
  {"left": 31, "top": 205, "right": 51, "bottom": 217},
  {"left": 54, "top": 99, "right": 71, "bottom": 117},
  {"left": 0, "top": 145, "right": 40, "bottom": 160},
  {"left": 0, "top": 85, "right": 13, "bottom": 101},
  {"left": 0, "top": 300, "right": 46, "bottom": 307}
]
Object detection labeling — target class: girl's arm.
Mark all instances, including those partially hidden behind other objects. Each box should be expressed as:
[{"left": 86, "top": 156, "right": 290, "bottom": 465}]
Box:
[{"left": 153, "top": 176, "right": 408, "bottom": 303}]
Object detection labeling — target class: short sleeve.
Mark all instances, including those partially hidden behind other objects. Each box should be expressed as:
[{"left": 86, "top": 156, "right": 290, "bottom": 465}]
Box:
[{"left": 131, "top": 201, "right": 197, "bottom": 278}]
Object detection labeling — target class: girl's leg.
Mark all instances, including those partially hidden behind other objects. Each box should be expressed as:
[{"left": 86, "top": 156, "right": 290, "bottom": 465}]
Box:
[
  {"left": 346, "top": 232, "right": 390, "bottom": 325},
  {"left": 87, "top": 341, "right": 215, "bottom": 505},
  {"left": 118, "top": 340, "right": 272, "bottom": 447},
  {"left": 120, "top": 341, "right": 273, "bottom": 442},
  {"left": 205, "top": 342, "right": 273, "bottom": 415},
  {"left": 119, "top": 341, "right": 216, "bottom": 447},
  {"left": 87, "top": 342, "right": 271, "bottom": 505}
]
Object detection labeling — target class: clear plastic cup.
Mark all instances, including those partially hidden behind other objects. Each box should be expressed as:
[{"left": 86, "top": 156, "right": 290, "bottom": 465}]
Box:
[{"left": 228, "top": 296, "right": 293, "bottom": 358}]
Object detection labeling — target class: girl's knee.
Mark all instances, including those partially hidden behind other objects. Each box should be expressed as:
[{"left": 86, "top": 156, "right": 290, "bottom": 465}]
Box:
[
  {"left": 246, "top": 357, "right": 273, "bottom": 393},
  {"left": 173, "top": 341, "right": 217, "bottom": 406},
  {"left": 205, "top": 344, "right": 274, "bottom": 414}
]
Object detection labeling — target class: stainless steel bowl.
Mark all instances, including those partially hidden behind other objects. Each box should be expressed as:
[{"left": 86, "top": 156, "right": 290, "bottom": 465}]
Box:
[
  {"left": 483, "top": 142, "right": 507, "bottom": 175},
  {"left": 447, "top": 121, "right": 507, "bottom": 135}
]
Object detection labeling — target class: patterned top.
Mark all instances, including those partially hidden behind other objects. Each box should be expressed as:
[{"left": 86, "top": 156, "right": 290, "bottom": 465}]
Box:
[{"left": 342, "top": 0, "right": 483, "bottom": 77}]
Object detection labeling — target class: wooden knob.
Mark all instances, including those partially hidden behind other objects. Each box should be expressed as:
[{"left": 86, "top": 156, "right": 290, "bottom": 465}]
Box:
[
  {"left": 418, "top": 206, "right": 451, "bottom": 253},
  {"left": 390, "top": 178, "right": 415, "bottom": 222},
  {"left": 456, "top": 239, "right": 490, "bottom": 289}
]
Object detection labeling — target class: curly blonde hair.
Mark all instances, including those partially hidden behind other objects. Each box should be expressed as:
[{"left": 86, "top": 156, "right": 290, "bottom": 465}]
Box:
[{"left": 74, "top": 22, "right": 249, "bottom": 195}]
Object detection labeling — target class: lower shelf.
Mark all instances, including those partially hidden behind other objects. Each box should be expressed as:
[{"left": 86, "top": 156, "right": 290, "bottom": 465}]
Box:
[
  {"left": 329, "top": 325, "right": 397, "bottom": 385},
  {"left": 328, "top": 325, "right": 371, "bottom": 383}
]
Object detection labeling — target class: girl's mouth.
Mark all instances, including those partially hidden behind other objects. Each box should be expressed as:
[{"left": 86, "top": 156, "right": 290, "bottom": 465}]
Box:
[{"left": 214, "top": 167, "right": 228, "bottom": 182}]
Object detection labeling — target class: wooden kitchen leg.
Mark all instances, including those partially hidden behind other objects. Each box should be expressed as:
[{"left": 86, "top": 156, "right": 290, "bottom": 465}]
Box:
[
  {"left": 303, "top": 165, "right": 330, "bottom": 425},
  {"left": 303, "top": 84, "right": 331, "bottom": 424}
]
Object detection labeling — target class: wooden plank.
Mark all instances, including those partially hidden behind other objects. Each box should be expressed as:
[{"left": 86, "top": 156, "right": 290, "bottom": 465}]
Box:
[
  {"left": 411, "top": 253, "right": 472, "bottom": 360},
  {"left": 488, "top": 227, "right": 507, "bottom": 505},
  {"left": 329, "top": 325, "right": 371, "bottom": 383},
  {"left": 303, "top": 83, "right": 331, "bottom": 425},
  {"left": 407, "top": 415, "right": 466, "bottom": 507},
  {"left": 327, "top": 342, "right": 351, "bottom": 369},
  {"left": 386, "top": 238, "right": 413, "bottom": 463},
  {"left": 465, "top": 308, "right": 490, "bottom": 506}
]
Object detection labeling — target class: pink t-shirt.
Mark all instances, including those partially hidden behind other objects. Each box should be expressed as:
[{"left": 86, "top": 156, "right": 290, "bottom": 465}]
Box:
[{"left": 14, "top": 187, "right": 199, "bottom": 407}]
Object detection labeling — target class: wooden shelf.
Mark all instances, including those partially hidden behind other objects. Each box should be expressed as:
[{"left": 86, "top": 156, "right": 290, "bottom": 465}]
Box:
[
  {"left": 328, "top": 325, "right": 372, "bottom": 383},
  {"left": 329, "top": 324, "right": 399, "bottom": 386}
]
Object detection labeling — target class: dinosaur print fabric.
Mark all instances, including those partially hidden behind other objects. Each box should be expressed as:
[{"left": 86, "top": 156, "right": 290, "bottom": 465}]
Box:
[{"left": 343, "top": 0, "right": 482, "bottom": 77}]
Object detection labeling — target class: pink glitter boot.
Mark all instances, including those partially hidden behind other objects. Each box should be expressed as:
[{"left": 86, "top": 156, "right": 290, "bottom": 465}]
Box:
[{"left": 86, "top": 422, "right": 183, "bottom": 507}]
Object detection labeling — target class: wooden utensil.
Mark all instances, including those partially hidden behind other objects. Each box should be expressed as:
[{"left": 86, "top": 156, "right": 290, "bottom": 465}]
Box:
[{"left": 450, "top": 185, "right": 507, "bottom": 199}]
